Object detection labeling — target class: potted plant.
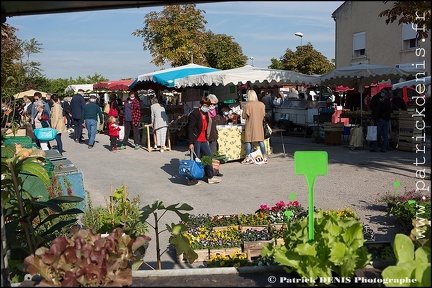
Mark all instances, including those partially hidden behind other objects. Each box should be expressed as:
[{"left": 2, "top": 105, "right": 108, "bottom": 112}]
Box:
[
  {"left": 80, "top": 185, "right": 148, "bottom": 238},
  {"left": 24, "top": 228, "right": 150, "bottom": 287}
]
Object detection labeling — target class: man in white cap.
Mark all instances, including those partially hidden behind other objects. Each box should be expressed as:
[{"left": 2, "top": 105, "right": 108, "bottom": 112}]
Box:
[{"left": 81, "top": 95, "right": 103, "bottom": 149}]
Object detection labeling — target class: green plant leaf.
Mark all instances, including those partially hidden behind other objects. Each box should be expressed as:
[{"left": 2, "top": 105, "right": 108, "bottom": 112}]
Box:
[
  {"left": 294, "top": 242, "right": 316, "bottom": 256},
  {"left": 329, "top": 242, "right": 346, "bottom": 264},
  {"left": 394, "top": 234, "right": 415, "bottom": 263},
  {"left": 415, "top": 246, "right": 431, "bottom": 263},
  {"left": 413, "top": 263, "right": 431, "bottom": 287},
  {"left": 20, "top": 161, "right": 50, "bottom": 186},
  {"left": 382, "top": 261, "right": 416, "bottom": 285}
]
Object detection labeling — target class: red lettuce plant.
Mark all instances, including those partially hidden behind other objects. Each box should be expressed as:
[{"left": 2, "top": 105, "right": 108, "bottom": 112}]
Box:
[{"left": 24, "top": 227, "right": 151, "bottom": 287}]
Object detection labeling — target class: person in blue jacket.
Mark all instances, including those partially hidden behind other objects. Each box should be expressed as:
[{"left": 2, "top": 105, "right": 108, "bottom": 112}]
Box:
[
  {"left": 81, "top": 95, "right": 103, "bottom": 149},
  {"left": 70, "top": 89, "right": 86, "bottom": 143}
]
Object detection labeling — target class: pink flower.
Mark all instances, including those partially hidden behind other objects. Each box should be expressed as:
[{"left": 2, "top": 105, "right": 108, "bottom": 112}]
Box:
[
  {"left": 275, "top": 201, "right": 285, "bottom": 208},
  {"left": 260, "top": 204, "right": 270, "bottom": 211}
]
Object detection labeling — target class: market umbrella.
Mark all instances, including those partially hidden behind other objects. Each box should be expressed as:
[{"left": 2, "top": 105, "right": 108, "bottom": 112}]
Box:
[
  {"left": 392, "top": 76, "right": 431, "bottom": 90},
  {"left": 13, "top": 89, "right": 48, "bottom": 99},
  {"left": 174, "top": 65, "right": 321, "bottom": 88},
  {"left": 320, "top": 64, "right": 422, "bottom": 123},
  {"left": 129, "top": 63, "right": 219, "bottom": 89}
]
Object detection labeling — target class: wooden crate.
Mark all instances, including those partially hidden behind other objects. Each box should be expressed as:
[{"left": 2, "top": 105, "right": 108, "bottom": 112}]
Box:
[
  {"left": 397, "top": 141, "right": 421, "bottom": 152},
  {"left": 323, "top": 122, "right": 344, "bottom": 132},
  {"left": 239, "top": 225, "right": 269, "bottom": 233},
  {"left": 177, "top": 249, "right": 210, "bottom": 263},
  {"left": 243, "top": 240, "right": 273, "bottom": 261},
  {"left": 209, "top": 247, "right": 242, "bottom": 259}
]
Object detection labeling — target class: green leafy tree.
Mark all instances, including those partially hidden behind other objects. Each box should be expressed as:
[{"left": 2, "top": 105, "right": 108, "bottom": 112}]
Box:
[
  {"left": 1, "top": 24, "right": 24, "bottom": 95},
  {"left": 21, "top": 38, "right": 43, "bottom": 80},
  {"left": 276, "top": 43, "right": 334, "bottom": 75},
  {"left": 132, "top": 4, "right": 208, "bottom": 67},
  {"left": 379, "top": 1, "right": 431, "bottom": 40},
  {"left": 204, "top": 31, "right": 248, "bottom": 69},
  {"left": 269, "top": 58, "right": 283, "bottom": 70}
]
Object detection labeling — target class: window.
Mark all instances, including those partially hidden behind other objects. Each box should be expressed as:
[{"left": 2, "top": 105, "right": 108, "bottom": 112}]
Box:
[
  {"left": 402, "top": 23, "right": 418, "bottom": 49},
  {"left": 353, "top": 32, "right": 366, "bottom": 57}
]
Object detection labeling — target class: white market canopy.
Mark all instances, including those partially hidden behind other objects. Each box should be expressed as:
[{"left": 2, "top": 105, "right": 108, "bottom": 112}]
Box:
[
  {"left": 174, "top": 65, "right": 321, "bottom": 88},
  {"left": 129, "top": 63, "right": 219, "bottom": 89},
  {"left": 64, "top": 84, "right": 94, "bottom": 94},
  {"left": 320, "top": 64, "right": 422, "bottom": 92},
  {"left": 392, "top": 76, "right": 430, "bottom": 90}
]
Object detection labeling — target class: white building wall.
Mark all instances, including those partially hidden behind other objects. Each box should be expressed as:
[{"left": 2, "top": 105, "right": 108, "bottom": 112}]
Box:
[{"left": 332, "top": 1, "right": 430, "bottom": 75}]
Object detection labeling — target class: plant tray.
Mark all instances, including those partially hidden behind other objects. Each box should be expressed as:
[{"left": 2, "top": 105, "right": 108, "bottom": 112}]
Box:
[
  {"left": 240, "top": 225, "right": 269, "bottom": 232},
  {"left": 212, "top": 225, "right": 240, "bottom": 232}
]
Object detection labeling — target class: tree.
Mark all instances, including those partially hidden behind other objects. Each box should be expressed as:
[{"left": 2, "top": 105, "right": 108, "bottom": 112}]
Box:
[
  {"left": 269, "top": 58, "right": 283, "bottom": 70},
  {"left": 379, "top": 1, "right": 431, "bottom": 40},
  {"left": 204, "top": 31, "right": 248, "bottom": 69},
  {"left": 21, "top": 38, "right": 43, "bottom": 79},
  {"left": 274, "top": 43, "right": 334, "bottom": 75},
  {"left": 1, "top": 23, "right": 23, "bottom": 94},
  {"left": 132, "top": 4, "right": 208, "bottom": 67}
]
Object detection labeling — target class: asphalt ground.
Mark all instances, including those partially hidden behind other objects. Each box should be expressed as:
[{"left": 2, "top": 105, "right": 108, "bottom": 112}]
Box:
[{"left": 55, "top": 127, "right": 430, "bottom": 271}]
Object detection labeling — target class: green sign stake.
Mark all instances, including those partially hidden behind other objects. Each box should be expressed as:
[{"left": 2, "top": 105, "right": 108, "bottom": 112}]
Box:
[
  {"left": 393, "top": 181, "right": 401, "bottom": 197},
  {"left": 294, "top": 151, "right": 328, "bottom": 241}
]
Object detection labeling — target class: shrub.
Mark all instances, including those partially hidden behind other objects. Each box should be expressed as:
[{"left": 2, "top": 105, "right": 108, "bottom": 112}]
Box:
[{"left": 262, "top": 210, "right": 371, "bottom": 285}]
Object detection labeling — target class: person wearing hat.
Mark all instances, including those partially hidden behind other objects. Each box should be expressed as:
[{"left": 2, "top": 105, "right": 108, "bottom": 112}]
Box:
[
  {"left": 70, "top": 89, "right": 86, "bottom": 143},
  {"left": 81, "top": 95, "right": 103, "bottom": 149}
]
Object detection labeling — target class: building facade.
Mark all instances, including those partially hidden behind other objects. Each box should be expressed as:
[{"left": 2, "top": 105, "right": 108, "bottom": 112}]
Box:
[{"left": 332, "top": 1, "right": 430, "bottom": 76}]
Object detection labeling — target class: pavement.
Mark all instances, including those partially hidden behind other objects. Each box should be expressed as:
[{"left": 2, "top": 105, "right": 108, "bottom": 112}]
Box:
[{"left": 54, "top": 128, "right": 430, "bottom": 274}]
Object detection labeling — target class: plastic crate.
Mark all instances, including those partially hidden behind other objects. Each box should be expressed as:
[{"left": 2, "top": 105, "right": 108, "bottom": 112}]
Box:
[{"left": 3, "top": 136, "right": 32, "bottom": 146}]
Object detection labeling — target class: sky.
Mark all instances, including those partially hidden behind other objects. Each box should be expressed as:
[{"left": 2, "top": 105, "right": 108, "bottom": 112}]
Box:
[{"left": 6, "top": 1, "right": 344, "bottom": 81}]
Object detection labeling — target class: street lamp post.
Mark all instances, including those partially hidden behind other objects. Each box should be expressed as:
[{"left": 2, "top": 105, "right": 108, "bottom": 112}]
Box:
[
  {"left": 250, "top": 57, "right": 254, "bottom": 66},
  {"left": 295, "top": 32, "right": 303, "bottom": 46}
]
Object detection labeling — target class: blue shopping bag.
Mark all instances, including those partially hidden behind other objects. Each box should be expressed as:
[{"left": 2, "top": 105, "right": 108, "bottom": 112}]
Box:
[
  {"left": 34, "top": 128, "right": 58, "bottom": 141},
  {"left": 179, "top": 151, "right": 204, "bottom": 179}
]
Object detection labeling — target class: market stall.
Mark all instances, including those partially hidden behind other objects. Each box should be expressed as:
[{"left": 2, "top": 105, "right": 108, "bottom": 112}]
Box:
[{"left": 216, "top": 124, "right": 271, "bottom": 162}]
